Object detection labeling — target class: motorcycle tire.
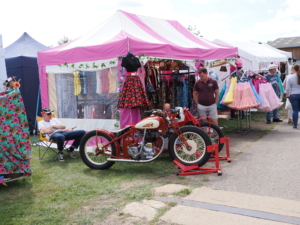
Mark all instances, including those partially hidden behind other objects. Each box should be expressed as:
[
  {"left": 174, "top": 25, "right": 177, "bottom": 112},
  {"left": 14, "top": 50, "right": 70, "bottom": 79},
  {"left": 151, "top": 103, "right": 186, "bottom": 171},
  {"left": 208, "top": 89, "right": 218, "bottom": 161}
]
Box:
[
  {"left": 199, "top": 122, "right": 224, "bottom": 152},
  {"left": 80, "top": 130, "right": 116, "bottom": 170},
  {"left": 168, "top": 126, "right": 212, "bottom": 167}
]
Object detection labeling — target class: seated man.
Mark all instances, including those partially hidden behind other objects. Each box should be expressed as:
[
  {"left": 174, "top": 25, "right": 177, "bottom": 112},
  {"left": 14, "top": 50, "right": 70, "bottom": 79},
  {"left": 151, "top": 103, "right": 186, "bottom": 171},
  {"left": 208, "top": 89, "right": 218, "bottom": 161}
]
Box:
[{"left": 38, "top": 108, "right": 86, "bottom": 162}]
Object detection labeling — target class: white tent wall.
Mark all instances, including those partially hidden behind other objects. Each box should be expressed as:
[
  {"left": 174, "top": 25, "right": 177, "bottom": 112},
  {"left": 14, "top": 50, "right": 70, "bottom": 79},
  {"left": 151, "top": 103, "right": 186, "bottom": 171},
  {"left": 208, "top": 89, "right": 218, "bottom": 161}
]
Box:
[
  {"left": 208, "top": 65, "right": 230, "bottom": 89},
  {"left": 213, "top": 39, "right": 288, "bottom": 71},
  {"left": 262, "top": 43, "right": 292, "bottom": 59},
  {"left": 0, "top": 34, "right": 7, "bottom": 91}
]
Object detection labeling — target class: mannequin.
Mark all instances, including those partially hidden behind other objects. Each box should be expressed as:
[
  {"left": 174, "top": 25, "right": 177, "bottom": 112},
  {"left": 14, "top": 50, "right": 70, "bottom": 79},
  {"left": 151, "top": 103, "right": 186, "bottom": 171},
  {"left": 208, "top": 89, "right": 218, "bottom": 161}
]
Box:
[
  {"left": 118, "top": 52, "right": 150, "bottom": 127},
  {"left": 121, "top": 52, "right": 141, "bottom": 72}
]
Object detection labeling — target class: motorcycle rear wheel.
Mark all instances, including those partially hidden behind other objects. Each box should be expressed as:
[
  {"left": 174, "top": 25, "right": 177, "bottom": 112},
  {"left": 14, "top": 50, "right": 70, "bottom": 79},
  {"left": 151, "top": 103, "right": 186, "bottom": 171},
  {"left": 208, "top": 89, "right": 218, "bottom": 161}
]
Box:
[
  {"left": 168, "top": 126, "right": 212, "bottom": 166},
  {"left": 80, "top": 130, "right": 116, "bottom": 170},
  {"left": 199, "top": 122, "right": 224, "bottom": 152}
]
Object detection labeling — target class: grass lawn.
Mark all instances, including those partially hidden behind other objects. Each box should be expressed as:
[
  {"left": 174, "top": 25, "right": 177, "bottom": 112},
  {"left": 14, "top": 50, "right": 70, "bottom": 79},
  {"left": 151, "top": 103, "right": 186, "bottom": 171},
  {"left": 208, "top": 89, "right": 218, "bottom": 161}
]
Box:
[{"left": 0, "top": 141, "right": 197, "bottom": 225}]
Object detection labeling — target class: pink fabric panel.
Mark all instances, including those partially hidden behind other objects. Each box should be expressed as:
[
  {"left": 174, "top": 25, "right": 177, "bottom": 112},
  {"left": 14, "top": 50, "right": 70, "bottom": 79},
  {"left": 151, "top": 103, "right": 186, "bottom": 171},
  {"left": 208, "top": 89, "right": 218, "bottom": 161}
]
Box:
[
  {"left": 100, "top": 68, "right": 110, "bottom": 94},
  {"left": 38, "top": 35, "right": 128, "bottom": 66},
  {"left": 121, "top": 10, "right": 177, "bottom": 46},
  {"left": 38, "top": 65, "right": 49, "bottom": 108},
  {"left": 127, "top": 34, "right": 237, "bottom": 60},
  {"left": 130, "top": 107, "right": 140, "bottom": 124},
  {"left": 137, "top": 66, "right": 146, "bottom": 89},
  {"left": 167, "top": 20, "right": 237, "bottom": 51},
  {"left": 120, "top": 108, "right": 140, "bottom": 128}
]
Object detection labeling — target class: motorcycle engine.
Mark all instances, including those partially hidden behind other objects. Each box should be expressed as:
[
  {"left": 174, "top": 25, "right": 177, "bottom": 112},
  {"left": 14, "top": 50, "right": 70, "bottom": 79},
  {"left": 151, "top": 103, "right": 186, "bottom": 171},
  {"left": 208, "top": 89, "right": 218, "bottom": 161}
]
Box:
[
  {"left": 128, "top": 130, "right": 160, "bottom": 160},
  {"left": 140, "top": 130, "right": 160, "bottom": 160}
]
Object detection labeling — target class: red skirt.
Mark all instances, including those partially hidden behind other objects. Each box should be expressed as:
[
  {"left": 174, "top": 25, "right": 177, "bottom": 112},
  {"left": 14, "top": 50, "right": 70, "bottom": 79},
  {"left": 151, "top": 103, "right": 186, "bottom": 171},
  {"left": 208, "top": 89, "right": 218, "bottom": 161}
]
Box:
[{"left": 117, "top": 76, "right": 150, "bottom": 108}]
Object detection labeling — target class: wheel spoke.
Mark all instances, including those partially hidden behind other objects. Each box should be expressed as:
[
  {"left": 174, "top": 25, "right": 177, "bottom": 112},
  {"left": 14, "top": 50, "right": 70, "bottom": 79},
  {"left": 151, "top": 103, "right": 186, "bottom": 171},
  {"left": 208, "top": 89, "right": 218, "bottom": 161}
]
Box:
[
  {"left": 84, "top": 135, "right": 112, "bottom": 165},
  {"left": 173, "top": 131, "right": 207, "bottom": 164}
]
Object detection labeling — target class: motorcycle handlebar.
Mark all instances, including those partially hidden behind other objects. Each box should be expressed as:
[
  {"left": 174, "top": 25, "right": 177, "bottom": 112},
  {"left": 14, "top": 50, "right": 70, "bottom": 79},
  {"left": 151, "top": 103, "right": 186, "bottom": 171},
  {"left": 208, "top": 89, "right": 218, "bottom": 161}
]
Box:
[
  {"left": 169, "top": 109, "right": 180, "bottom": 114},
  {"left": 144, "top": 109, "right": 157, "bottom": 114},
  {"left": 144, "top": 108, "right": 179, "bottom": 115}
]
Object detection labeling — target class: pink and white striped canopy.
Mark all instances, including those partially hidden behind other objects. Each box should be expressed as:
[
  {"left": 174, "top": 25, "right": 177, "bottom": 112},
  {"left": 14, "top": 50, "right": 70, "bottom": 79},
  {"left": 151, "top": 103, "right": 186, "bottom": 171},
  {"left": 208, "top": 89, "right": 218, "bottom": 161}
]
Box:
[{"left": 38, "top": 10, "right": 237, "bottom": 66}]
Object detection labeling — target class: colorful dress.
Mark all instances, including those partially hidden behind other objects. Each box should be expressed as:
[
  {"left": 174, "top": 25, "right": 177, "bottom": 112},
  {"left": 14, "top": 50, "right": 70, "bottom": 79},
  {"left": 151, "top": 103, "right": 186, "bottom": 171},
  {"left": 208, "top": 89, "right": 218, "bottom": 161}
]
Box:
[
  {"left": 117, "top": 74, "right": 150, "bottom": 108},
  {"left": 0, "top": 89, "right": 31, "bottom": 176}
]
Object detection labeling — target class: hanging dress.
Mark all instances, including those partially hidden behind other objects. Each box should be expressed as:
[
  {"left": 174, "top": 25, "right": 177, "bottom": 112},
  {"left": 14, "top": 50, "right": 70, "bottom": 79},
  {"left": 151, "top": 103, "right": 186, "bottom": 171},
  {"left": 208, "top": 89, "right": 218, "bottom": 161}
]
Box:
[
  {"left": 257, "top": 82, "right": 283, "bottom": 112},
  {"left": 223, "top": 76, "right": 237, "bottom": 104},
  {"left": 117, "top": 73, "right": 150, "bottom": 108},
  {"left": 228, "top": 81, "right": 260, "bottom": 110}
]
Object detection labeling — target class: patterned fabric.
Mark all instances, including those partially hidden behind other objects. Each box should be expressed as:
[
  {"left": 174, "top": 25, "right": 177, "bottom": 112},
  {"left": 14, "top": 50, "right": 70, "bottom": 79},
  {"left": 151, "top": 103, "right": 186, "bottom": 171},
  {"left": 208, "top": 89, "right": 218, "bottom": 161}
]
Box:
[
  {"left": 86, "top": 72, "right": 97, "bottom": 95},
  {"left": 0, "top": 89, "right": 31, "bottom": 175},
  {"left": 48, "top": 73, "right": 58, "bottom": 114},
  {"left": 117, "top": 76, "right": 150, "bottom": 108},
  {"left": 56, "top": 74, "right": 78, "bottom": 118},
  {"left": 177, "top": 78, "right": 188, "bottom": 108},
  {"left": 170, "top": 79, "right": 178, "bottom": 108}
]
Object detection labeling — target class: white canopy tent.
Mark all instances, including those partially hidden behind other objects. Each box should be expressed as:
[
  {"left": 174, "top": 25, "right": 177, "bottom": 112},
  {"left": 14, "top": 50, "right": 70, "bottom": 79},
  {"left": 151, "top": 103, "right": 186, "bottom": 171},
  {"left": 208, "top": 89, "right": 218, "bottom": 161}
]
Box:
[
  {"left": 213, "top": 39, "right": 288, "bottom": 71},
  {"left": 262, "top": 43, "right": 292, "bottom": 59},
  {"left": 0, "top": 34, "right": 7, "bottom": 91}
]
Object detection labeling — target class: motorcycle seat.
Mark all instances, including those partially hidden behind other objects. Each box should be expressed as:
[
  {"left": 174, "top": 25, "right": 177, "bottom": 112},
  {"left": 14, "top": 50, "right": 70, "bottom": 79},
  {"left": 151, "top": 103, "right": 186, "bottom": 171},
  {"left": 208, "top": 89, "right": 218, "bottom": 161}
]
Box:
[{"left": 111, "top": 126, "right": 131, "bottom": 137}]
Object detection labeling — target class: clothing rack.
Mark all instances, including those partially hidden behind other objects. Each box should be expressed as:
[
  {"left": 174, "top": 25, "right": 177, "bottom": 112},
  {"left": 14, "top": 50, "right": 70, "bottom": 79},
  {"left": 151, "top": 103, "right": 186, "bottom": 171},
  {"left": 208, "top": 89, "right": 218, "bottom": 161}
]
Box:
[
  {"left": 159, "top": 69, "right": 195, "bottom": 109},
  {"left": 235, "top": 109, "right": 252, "bottom": 135}
]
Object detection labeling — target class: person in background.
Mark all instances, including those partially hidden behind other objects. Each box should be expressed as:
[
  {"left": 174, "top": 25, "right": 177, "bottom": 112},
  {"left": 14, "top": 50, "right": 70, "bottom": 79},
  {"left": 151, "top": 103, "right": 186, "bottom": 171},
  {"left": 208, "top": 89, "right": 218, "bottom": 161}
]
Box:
[
  {"left": 265, "top": 64, "right": 283, "bottom": 124},
  {"left": 38, "top": 108, "right": 86, "bottom": 161},
  {"left": 163, "top": 103, "right": 171, "bottom": 111},
  {"left": 209, "top": 69, "right": 219, "bottom": 82},
  {"left": 283, "top": 67, "right": 295, "bottom": 124},
  {"left": 193, "top": 67, "right": 219, "bottom": 125},
  {"left": 286, "top": 64, "right": 300, "bottom": 129}
]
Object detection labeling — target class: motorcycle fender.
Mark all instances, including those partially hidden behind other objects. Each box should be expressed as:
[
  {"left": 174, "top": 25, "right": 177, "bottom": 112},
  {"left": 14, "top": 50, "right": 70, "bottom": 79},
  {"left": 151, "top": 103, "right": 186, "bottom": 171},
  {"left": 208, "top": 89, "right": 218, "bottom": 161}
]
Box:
[{"left": 95, "top": 129, "right": 120, "bottom": 152}]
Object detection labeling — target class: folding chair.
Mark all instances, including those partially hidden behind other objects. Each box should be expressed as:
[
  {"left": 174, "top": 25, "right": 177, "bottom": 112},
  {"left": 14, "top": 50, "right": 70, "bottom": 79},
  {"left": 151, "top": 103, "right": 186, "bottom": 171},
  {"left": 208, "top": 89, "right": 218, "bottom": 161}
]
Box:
[{"left": 35, "top": 115, "right": 76, "bottom": 161}]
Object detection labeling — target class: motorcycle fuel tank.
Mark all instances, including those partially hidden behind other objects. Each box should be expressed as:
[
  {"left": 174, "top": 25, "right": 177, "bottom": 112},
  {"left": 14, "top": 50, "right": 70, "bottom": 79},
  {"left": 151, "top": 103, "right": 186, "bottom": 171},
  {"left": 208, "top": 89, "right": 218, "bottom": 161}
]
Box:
[{"left": 135, "top": 116, "right": 163, "bottom": 129}]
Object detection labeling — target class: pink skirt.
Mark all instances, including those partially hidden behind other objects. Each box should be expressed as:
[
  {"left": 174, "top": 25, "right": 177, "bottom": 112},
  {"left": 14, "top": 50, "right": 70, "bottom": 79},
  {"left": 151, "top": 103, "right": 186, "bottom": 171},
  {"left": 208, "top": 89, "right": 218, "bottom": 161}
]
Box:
[
  {"left": 228, "top": 82, "right": 260, "bottom": 110},
  {"left": 257, "top": 83, "right": 282, "bottom": 112}
]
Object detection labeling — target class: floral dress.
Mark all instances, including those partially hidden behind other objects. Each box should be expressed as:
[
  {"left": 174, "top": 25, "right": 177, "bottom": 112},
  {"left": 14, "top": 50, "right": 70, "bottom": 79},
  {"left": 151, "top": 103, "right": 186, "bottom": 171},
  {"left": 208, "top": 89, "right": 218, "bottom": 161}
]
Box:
[{"left": 0, "top": 89, "right": 31, "bottom": 176}]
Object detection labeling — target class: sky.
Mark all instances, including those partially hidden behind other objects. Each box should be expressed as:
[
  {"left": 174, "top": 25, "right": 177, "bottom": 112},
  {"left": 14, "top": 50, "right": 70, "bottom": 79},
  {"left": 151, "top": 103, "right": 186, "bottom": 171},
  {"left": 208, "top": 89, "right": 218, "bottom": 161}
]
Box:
[{"left": 0, "top": 0, "right": 299, "bottom": 48}]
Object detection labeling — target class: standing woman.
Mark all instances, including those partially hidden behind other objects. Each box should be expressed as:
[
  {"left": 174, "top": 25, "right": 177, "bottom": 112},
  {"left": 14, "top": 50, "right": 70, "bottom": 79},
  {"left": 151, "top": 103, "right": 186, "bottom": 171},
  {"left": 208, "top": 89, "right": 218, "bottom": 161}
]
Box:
[
  {"left": 286, "top": 65, "right": 300, "bottom": 129},
  {"left": 283, "top": 69, "right": 294, "bottom": 124}
]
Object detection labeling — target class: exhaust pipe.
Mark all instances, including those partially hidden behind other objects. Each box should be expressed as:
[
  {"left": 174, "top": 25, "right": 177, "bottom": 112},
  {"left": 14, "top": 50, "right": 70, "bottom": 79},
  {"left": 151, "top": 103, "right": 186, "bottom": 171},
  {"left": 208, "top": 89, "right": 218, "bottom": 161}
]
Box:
[{"left": 107, "top": 136, "right": 166, "bottom": 163}]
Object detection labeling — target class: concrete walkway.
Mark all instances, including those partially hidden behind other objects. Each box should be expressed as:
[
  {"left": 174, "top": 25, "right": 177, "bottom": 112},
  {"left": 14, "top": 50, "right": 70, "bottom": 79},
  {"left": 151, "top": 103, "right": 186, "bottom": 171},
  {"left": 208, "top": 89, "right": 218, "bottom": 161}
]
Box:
[
  {"left": 203, "top": 120, "right": 300, "bottom": 201},
  {"left": 157, "top": 121, "right": 300, "bottom": 224}
]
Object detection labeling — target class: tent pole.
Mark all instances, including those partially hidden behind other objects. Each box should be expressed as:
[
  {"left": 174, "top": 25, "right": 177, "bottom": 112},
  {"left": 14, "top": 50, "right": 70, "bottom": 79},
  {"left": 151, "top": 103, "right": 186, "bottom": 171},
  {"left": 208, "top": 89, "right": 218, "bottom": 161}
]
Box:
[{"left": 33, "top": 85, "right": 40, "bottom": 143}]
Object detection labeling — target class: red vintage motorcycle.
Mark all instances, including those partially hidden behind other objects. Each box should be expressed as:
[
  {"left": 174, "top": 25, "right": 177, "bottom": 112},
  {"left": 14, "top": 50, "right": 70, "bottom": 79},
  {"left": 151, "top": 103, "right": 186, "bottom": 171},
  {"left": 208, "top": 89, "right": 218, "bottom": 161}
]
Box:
[{"left": 79, "top": 108, "right": 212, "bottom": 170}]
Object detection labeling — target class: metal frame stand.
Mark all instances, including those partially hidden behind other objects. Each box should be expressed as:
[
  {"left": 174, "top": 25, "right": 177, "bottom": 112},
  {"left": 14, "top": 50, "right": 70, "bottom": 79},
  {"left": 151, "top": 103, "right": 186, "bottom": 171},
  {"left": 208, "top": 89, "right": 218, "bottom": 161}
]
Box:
[
  {"left": 2, "top": 173, "right": 33, "bottom": 186},
  {"left": 173, "top": 137, "right": 231, "bottom": 176},
  {"left": 208, "top": 137, "right": 231, "bottom": 162},
  {"left": 234, "top": 109, "right": 252, "bottom": 135}
]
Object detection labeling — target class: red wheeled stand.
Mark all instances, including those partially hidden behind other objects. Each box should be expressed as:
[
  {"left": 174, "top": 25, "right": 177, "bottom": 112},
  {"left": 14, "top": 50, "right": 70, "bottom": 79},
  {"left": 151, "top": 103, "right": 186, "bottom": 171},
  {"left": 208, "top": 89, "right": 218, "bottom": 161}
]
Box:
[
  {"left": 208, "top": 137, "right": 231, "bottom": 163},
  {"left": 173, "top": 137, "right": 231, "bottom": 176}
]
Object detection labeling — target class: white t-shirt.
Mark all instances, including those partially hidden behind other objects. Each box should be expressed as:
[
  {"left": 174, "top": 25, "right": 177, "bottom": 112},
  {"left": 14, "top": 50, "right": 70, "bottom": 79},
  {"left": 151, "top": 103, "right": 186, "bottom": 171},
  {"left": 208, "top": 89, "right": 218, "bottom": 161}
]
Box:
[{"left": 38, "top": 118, "right": 63, "bottom": 140}]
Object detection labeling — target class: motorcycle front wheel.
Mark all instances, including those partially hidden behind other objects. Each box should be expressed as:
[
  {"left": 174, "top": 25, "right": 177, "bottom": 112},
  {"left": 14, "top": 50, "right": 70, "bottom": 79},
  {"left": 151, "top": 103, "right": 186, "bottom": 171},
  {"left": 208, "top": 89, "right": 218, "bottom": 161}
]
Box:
[
  {"left": 168, "top": 126, "right": 212, "bottom": 167},
  {"left": 80, "top": 130, "right": 116, "bottom": 170}
]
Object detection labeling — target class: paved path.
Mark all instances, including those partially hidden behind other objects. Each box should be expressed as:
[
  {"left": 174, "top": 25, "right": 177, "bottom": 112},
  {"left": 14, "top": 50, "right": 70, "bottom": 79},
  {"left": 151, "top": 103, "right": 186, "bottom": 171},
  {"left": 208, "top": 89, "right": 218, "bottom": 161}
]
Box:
[
  {"left": 158, "top": 120, "right": 300, "bottom": 224},
  {"left": 204, "top": 120, "right": 300, "bottom": 201}
]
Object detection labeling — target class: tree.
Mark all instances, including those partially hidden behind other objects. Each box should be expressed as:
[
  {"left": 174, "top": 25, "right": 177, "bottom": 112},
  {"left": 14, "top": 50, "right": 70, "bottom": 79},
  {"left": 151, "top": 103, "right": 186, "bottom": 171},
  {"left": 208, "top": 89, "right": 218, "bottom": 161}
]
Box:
[
  {"left": 258, "top": 41, "right": 273, "bottom": 45},
  {"left": 187, "top": 25, "right": 203, "bottom": 38},
  {"left": 58, "top": 36, "right": 72, "bottom": 46}
]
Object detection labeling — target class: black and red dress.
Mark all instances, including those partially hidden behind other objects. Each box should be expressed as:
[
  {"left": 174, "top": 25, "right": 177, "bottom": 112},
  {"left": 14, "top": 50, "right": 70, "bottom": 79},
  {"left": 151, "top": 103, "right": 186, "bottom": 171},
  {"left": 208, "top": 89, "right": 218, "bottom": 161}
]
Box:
[{"left": 117, "top": 54, "right": 150, "bottom": 108}]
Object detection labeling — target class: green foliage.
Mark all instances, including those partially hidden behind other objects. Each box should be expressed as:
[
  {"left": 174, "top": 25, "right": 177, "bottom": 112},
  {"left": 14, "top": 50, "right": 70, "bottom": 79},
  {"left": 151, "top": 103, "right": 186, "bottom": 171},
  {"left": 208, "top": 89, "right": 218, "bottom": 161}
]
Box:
[
  {"left": 57, "top": 36, "right": 72, "bottom": 46},
  {"left": 168, "top": 202, "right": 177, "bottom": 207},
  {"left": 187, "top": 25, "right": 203, "bottom": 37},
  {"left": 172, "top": 188, "right": 191, "bottom": 197}
]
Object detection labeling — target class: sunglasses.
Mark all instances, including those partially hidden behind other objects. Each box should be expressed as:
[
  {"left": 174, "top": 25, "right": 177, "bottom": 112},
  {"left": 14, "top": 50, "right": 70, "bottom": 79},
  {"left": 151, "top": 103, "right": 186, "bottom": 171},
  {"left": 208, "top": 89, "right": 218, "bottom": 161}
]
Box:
[{"left": 41, "top": 112, "right": 52, "bottom": 115}]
